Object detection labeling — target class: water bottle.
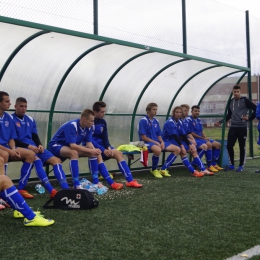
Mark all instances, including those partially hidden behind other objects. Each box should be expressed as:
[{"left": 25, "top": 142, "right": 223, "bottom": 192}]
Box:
[
  {"left": 35, "top": 184, "right": 45, "bottom": 194},
  {"left": 97, "top": 186, "right": 108, "bottom": 195}
]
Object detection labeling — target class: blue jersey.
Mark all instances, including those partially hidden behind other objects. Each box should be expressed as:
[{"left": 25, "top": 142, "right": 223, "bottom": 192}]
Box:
[
  {"left": 181, "top": 117, "right": 192, "bottom": 135},
  {"left": 138, "top": 116, "right": 162, "bottom": 142},
  {"left": 188, "top": 116, "right": 203, "bottom": 137},
  {"left": 162, "top": 117, "right": 185, "bottom": 142},
  {"left": 0, "top": 112, "right": 17, "bottom": 146},
  {"left": 49, "top": 119, "right": 92, "bottom": 147},
  {"left": 92, "top": 118, "right": 111, "bottom": 149},
  {"left": 12, "top": 113, "right": 37, "bottom": 146}
]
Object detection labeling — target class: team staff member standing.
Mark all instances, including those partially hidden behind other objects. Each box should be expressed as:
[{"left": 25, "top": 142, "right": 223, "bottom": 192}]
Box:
[{"left": 215, "top": 85, "right": 256, "bottom": 172}]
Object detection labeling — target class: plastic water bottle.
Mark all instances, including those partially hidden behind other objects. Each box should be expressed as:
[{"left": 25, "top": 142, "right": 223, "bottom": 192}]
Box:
[
  {"left": 97, "top": 186, "right": 108, "bottom": 195},
  {"left": 35, "top": 184, "right": 45, "bottom": 194}
]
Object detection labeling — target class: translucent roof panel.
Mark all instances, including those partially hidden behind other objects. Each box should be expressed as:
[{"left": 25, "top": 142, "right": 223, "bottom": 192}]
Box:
[
  {"left": 103, "top": 52, "right": 183, "bottom": 114},
  {"left": 136, "top": 60, "right": 216, "bottom": 115},
  {"left": 0, "top": 30, "right": 103, "bottom": 109},
  {"left": 0, "top": 22, "right": 41, "bottom": 69},
  {"left": 55, "top": 44, "right": 146, "bottom": 112},
  {"left": 172, "top": 67, "right": 241, "bottom": 110}
]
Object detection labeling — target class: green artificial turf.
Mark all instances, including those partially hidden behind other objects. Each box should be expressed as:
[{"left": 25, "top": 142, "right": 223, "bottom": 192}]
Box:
[{"left": 2, "top": 159, "right": 260, "bottom": 260}]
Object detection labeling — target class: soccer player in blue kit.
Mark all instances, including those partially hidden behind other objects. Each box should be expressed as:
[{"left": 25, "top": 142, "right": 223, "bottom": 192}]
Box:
[
  {"left": 189, "top": 105, "right": 223, "bottom": 172},
  {"left": 162, "top": 106, "right": 213, "bottom": 176},
  {"left": 49, "top": 108, "right": 124, "bottom": 190},
  {"left": 138, "top": 103, "right": 181, "bottom": 178},
  {"left": 91, "top": 101, "right": 142, "bottom": 188},
  {"left": 12, "top": 97, "right": 71, "bottom": 194},
  {"left": 0, "top": 91, "right": 57, "bottom": 199}
]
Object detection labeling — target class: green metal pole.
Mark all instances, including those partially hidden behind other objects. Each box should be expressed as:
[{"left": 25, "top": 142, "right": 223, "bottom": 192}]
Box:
[
  {"left": 93, "top": 0, "right": 98, "bottom": 35},
  {"left": 246, "top": 10, "right": 253, "bottom": 157},
  {"left": 182, "top": 0, "right": 187, "bottom": 54}
]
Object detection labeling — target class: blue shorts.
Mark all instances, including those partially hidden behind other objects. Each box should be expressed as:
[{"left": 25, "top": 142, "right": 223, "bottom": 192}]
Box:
[
  {"left": 49, "top": 144, "right": 63, "bottom": 158},
  {"left": 168, "top": 139, "right": 189, "bottom": 151},
  {"left": 146, "top": 141, "right": 173, "bottom": 152},
  {"left": 195, "top": 138, "right": 215, "bottom": 149},
  {"left": 36, "top": 149, "right": 55, "bottom": 164}
]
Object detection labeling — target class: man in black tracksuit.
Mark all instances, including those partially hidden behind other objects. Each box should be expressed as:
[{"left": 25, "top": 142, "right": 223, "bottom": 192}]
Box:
[{"left": 216, "top": 85, "right": 256, "bottom": 172}]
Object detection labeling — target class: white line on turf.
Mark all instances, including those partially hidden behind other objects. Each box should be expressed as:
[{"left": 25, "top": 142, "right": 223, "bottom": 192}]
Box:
[{"left": 226, "top": 245, "right": 260, "bottom": 260}]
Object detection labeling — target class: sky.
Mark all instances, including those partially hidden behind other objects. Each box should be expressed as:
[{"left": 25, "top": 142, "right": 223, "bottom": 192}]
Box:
[{"left": 215, "top": 0, "right": 260, "bottom": 19}]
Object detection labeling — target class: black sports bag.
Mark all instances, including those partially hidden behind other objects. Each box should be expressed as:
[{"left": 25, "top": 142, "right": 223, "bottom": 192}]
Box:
[{"left": 43, "top": 189, "right": 99, "bottom": 210}]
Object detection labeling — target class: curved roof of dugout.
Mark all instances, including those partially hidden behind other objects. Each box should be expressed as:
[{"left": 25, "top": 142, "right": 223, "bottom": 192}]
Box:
[{"left": 0, "top": 16, "right": 249, "bottom": 146}]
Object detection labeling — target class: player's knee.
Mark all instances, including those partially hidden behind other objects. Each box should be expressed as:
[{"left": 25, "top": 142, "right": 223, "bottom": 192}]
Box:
[
  {"left": 175, "top": 147, "right": 181, "bottom": 155},
  {"left": 70, "top": 150, "right": 79, "bottom": 159}
]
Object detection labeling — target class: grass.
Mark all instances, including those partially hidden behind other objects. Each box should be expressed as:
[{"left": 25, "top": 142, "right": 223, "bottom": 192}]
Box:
[{"left": 2, "top": 158, "right": 260, "bottom": 260}]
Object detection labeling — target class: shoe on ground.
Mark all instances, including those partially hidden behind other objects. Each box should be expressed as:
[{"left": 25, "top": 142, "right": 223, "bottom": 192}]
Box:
[
  {"left": 18, "top": 190, "right": 34, "bottom": 199},
  {"left": 50, "top": 189, "right": 58, "bottom": 199},
  {"left": 213, "top": 164, "right": 224, "bottom": 171},
  {"left": 24, "top": 215, "right": 54, "bottom": 227},
  {"left": 224, "top": 165, "right": 235, "bottom": 171},
  {"left": 255, "top": 169, "right": 260, "bottom": 173},
  {"left": 201, "top": 169, "right": 214, "bottom": 176},
  {"left": 160, "top": 169, "right": 171, "bottom": 177},
  {"left": 99, "top": 173, "right": 114, "bottom": 181},
  {"left": 126, "top": 180, "right": 143, "bottom": 188},
  {"left": 0, "top": 204, "right": 5, "bottom": 210},
  {"left": 14, "top": 210, "right": 42, "bottom": 219},
  {"left": 191, "top": 171, "right": 204, "bottom": 177},
  {"left": 150, "top": 169, "right": 163, "bottom": 178},
  {"left": 207, "top": 165, "right": 218, "bottom": 172},
  {"left": 110, "top": 182, "right": 124, "bottom": 190},
  {"left": 236, "top": 166, "right": 244, "bottom": 172},
  {"left": 0, "top": 198, "right": 10, "bottom": 208}
]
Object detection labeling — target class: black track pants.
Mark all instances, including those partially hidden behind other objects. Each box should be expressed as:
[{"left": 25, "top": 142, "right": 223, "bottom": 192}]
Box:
[{"left": 226, "top": 127, "right": 247, "bottom": 167}]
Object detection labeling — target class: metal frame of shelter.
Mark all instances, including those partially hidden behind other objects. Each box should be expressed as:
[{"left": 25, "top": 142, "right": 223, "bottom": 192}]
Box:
[{"left": 0, "top": 14, "right": 252, "bottom": 180}]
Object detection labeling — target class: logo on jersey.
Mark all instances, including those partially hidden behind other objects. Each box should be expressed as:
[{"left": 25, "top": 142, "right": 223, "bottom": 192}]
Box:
[
  {"left": 27, "top": 122, "right": 30, "bottom": 127},
  {"left": 100, "top": 127, "right": 103, "bottom": 133},
  {"left": 16, "top": 122, "right": 21, "bottom": 127},
  {"left": 4, "top": 121, "right": 9, "bottom": 127},
  {"left": 154, "top": 124, "right": 157, "bottom": 128}
]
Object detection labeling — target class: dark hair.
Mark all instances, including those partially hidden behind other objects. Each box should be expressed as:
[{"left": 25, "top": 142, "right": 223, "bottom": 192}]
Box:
[
  {"left": 81, "top": 109, "right": 94, "bottom": 119},
  {"left": 0, "top": 91, "right": 9, "bottom": 102},
  {"left": 191, "top": 105, "right": 200, "bottom": 111},
  {"left": 233, "top": 85, "right": 240, "bottom": 90},
  {"left": 93, "top": 101, "right": 106, "bottom": 112},
  {"left": 16, "top": 97, "right": 27, "bottom": 104},
  {"left": 146, "top": 102, "right": 158, "bottom": 112}
]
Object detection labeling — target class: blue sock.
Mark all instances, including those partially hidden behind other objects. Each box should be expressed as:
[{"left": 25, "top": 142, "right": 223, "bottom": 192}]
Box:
[
  {"left": 206, "top": 149, "right": 212, "bottom": 167},
  {"left": 18, "top": 162, "right": 33, "bottom": 190},
  {"left": 161, "top": 153, "right": 177, "bottom": 170},
  {"left": 4, "top": 164, "right": 8, "bottom": 175},
  {"left": 34, "top": 159, "right": 54, "bottom": 193},
  {"left": 152, "top": 155, "right": 159, "bottom": 170},
  {"left": 0, "top": 186, "right": 35, "bottom": 220},
  {"left": 69, "top": 159, "right": 80, "bottom": 187},
  {"left": 182, "top": 157, "right": 195, "bottom": 174},
  {"left": 89, "top": 157, "right": 99, "bottom": 184},
  {"left": 98, "top": 163, "right": 114, "bottom": 185},
  {"left": 53, "top": 164, "right": 70, "bottom": 189},
  {"left": 193, "top": 156, "right": 206, "bottom": 171},
  {"left": 212, "top": 149, "right": 221, "bottom": 165},
  {"left": 118, "top": 160, "right": 133, "bottom": 182},
  {"left": 197, "top": 149, "right": 206, "bottom": 159}
]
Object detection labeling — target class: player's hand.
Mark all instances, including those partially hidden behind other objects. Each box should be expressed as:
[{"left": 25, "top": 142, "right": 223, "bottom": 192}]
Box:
[
  {"left": 189, "top": 144, "right": 196, "bottom": 152},
  {"left": 90, "top": 148, "right": 101, "bottom": 156},
  {"left": 215, "top": 121, "right": 221, "bottom": 127},
  {"left": 154, "top": 141, "right": 161, "bottom": 147},
  {"left": 241, "top": 115, "right": 248, "bottom": 121},
  {"left": 28, "top": 145, "right": 40, "bottom": 153},
  {"left": 9, "top": 149, "right": 21, "bottom": 158},
  {"left": 104, "top": 149, "right": 113, "bottom": 157},
  {"left": 181, "top": 145, "right": 186, "bottom": 155},
  {"left": 160, "top": 142, "right": 165, "bottom": 150},
  {"left": 38, "top": 145, "right": 44, "bottom": 153}
]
